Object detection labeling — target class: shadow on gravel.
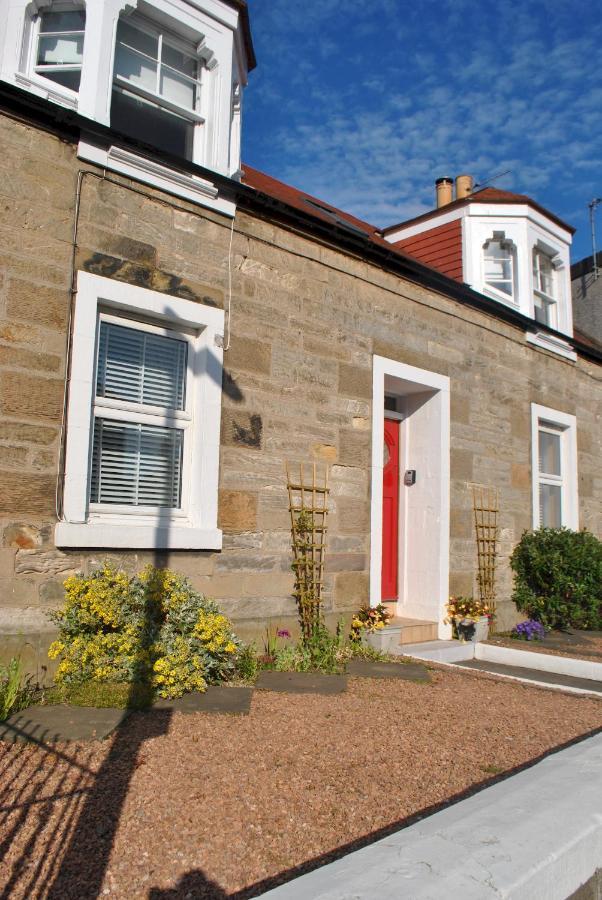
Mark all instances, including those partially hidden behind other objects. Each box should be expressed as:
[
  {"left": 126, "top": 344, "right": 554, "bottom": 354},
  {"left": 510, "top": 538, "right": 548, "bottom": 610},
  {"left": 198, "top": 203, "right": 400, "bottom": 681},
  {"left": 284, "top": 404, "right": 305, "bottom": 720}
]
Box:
[{"left": 149, "top": 870, "right": 229, "bottom": 899}]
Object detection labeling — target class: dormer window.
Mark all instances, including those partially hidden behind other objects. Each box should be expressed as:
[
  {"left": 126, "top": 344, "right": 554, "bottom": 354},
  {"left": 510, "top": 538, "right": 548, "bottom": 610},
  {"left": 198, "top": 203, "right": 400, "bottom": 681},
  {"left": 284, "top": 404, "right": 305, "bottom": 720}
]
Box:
[
  {"left": 532, "top": 248, "right": 557, "bottom": 327},
  {"left": 111, "top": 16, "right": 205, "bottom": 160},
  {"left": 32, "top": 6, "right": 86, "bottom": 93},
  {"left": 483, "top": 233, "right": 517, "bottom": 302}
]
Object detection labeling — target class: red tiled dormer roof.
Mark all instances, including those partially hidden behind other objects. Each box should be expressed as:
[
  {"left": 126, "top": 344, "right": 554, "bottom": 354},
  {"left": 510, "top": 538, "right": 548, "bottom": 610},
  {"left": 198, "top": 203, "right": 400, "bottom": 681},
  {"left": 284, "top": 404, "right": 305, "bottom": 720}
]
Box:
[
  {"left": 382, "top": 186, "right": 575, "bottom": 236},
  {"left": 393, "top": 218, "right": 463, "bottom": 282}
]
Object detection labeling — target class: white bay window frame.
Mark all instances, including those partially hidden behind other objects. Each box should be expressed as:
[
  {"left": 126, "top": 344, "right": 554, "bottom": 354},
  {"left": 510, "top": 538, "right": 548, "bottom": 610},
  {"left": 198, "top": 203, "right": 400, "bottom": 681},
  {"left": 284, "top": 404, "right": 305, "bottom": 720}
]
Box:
[
  {"left": 55, "top": 271, "right": 224, "bottom": 549},
  {"left": 530, "top": 403, "right": 578, "bottom": 531}
]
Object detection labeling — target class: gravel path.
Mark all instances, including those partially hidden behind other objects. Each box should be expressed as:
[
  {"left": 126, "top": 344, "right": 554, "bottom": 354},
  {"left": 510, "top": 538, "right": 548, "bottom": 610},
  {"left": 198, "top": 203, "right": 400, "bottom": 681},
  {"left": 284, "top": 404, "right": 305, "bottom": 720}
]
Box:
[{"left": 1, "top": 668, "right": 601, "bottom": 899}]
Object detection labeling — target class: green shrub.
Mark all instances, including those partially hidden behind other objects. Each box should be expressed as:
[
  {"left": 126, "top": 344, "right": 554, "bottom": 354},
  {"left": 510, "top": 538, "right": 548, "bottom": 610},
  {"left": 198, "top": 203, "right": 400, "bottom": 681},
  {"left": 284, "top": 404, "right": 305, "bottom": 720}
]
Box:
[
  {"left": 510, "top": 528, "right": 602, "bottom": 630},
  {"left": 235, "top": 644, "right": 259, "bottom": 682},
  {"left": 48, "top": 565, "right": 240, "bottom": 699}
]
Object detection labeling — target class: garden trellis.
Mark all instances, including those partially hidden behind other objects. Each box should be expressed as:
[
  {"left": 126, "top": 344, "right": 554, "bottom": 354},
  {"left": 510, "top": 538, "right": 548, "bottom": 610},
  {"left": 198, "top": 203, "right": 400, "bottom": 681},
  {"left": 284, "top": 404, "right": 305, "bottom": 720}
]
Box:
[
  {"left": 286, "top": 462, "right": 330, "bottom": 642},
  {"left": 471, "top": 483, "right": 499, "bottom": 617}
]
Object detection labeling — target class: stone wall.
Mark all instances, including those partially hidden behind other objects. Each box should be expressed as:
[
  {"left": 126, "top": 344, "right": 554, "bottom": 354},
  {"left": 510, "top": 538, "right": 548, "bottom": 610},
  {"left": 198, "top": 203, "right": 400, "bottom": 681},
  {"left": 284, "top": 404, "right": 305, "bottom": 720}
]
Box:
[{"left": 0, "top": 114, "right": 601, "bottom": 678}]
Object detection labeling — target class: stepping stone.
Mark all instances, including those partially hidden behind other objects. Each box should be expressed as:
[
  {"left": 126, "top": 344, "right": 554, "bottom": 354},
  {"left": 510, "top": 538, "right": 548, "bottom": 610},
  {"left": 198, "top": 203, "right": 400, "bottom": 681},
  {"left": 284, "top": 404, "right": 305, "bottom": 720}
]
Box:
[
  {"left": 347, "top": 659, "right": 431, "bottom": 682},
  {"left": 153, "top": 686, "right": 252, "bottom": 714},
  {"left": 255, "top": 670, "right": 347, "bottom": 694},
  {"left": 0, "top": 705, "right": 129, "bottom": 744}
]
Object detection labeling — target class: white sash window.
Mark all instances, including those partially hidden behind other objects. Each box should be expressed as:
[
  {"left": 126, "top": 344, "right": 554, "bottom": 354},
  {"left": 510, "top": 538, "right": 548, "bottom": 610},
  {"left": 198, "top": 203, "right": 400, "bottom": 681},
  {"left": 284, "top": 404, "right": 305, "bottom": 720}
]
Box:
[
  {"left": 55, "top": 272, "right": 224, "bottom": 550},
  {"left": 531, "top": 405, "right": 578, "bottom": 530}
]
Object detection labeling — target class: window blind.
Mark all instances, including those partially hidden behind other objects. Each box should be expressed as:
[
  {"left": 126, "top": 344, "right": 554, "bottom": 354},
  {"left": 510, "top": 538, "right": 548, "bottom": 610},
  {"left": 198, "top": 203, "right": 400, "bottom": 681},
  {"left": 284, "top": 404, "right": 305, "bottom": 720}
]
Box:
[
  {"left": 96, "top": 321, "right": 187, "bottom": 410},
  {"left": 90, "top": 418, "right": 183, "bottom": 507}
]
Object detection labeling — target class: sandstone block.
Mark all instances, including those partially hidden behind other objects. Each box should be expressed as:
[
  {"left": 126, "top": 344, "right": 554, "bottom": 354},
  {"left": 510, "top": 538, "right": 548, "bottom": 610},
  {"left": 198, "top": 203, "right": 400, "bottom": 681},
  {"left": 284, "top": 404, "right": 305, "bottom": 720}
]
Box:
[
  {"left": 15, "top": 549, "right": 81, "bottom": 577},
  {"left": 222, "top": 532, "right": 262, "bottom": 551},
  {"left": 0, "top": 549, "right": 16, "bottom": 577},
  {"left": 312, "top": 443, "right": 337, "bottom": 462},
  {"left": 338, "top": 363, "right": 371, "bottom": 399},
  {"left": 3, "top": 524, "right": 49, "bottom": 549},
  {"left": 39, "top": 579, "right": 67, "bottom": 605},
  {"left": 324, "top": 553, "right": 366, "bottom": 573},
  {"left": 227, "top": 334, "right": 271, "bottom": 375},
  {"left": 511, "top": 463, "right": 530, "bottom": 490},
  {"left": 218, "top": 489, "right": 258, "bottom": 531},
  {"left": 334, "top": 499, "right": 370, "bottom": 533},
  {"left": 452, "top": 448, "right": 474, "bottom": 482},
  {"left": 6, "top": 279, "right": 68, "bottom": 329},
  {"left": 339, "top": 430, "right": 371, "bottom": 467},
  {"left": 0, "top": 472, "right": 56, "bottom": 515},
  {"left": 215, "top": 553, "right": 288, "bottom": 574},
  {"left": 221, "top": 409, "right": 263, "bottom": 449},
  {"left": 1, "top": 372, "right": 64, "bottom": 420},
  {"left": 334, "top": 572, "right": 369, "bottom": 609},
  {"left": 0, "top": 421, "right": 57, "bottom": 445},
  {"left": 0, "top": 345, "right": 62, "bottom": 373}
]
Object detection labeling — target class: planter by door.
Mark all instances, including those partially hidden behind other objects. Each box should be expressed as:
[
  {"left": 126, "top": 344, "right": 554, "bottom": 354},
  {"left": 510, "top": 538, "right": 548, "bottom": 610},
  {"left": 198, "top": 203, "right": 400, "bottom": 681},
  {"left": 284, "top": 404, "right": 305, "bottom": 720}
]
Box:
[{"left": 381, "top": 418, "right": 400, "bottom": 600}]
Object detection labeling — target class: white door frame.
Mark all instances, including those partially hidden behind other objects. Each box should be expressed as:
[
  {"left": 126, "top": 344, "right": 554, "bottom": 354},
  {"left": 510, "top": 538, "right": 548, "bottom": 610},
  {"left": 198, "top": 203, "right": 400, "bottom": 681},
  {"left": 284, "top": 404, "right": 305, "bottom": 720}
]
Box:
[{"left": 370, "top": 355, "right": 451, "bottom": 639}]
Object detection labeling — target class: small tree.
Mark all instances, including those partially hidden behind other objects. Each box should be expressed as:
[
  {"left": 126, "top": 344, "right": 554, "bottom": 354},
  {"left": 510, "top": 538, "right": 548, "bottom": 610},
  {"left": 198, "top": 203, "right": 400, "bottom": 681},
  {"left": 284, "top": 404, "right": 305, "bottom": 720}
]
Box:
[{"left": 509, "top": 528, "right": 602, "bottom": 630}]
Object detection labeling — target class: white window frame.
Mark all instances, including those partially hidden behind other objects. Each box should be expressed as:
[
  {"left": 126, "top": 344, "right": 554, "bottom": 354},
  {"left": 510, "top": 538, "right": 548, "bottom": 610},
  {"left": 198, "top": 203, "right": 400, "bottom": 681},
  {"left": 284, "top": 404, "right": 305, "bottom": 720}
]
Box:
[
  {"left": 530, "top": 403, "right": 578, "bottom": 530},
  {"left": 481, "top": 232, "right": 517, "bottom": 305},
  {"left": 55, "top": 271, "right": 224, "bottom": 549},
  {"left": 111, "top": 12, "right": 207, "bottom": 163},
  {"left": 26, "top": 2, "right": 86, "bottom": 95},
  {"left": 532, "top": 246, "right": 558, "bottom": 328}
]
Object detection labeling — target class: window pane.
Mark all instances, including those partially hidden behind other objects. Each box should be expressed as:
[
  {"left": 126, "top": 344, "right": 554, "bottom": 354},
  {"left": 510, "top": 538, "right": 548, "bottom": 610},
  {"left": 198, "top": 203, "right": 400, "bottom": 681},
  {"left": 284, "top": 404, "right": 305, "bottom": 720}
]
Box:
[
  {"left": 534, "top": 295, "right": 551, "bottom": 326},
  {"left": 539, "top": 483, "right": 562, "bottom": 528},
  {"left": 40, "top": 11, "right": 86, "bottom": 32},
  {"left": 96, "top": 321, "right": 187, "bottom": 411},
  {"left": 484, "top": 241, "right": 514, "bottom": 297},
  {"left": 37, "top": 34, "right": 84, "bottom": 65},
  {"left": 160, "top": 66, "right": 196, "bottom": 109},
  {"left": 111, "top": 88, "right": 195, "bottom": 159},
  {"left": 116, "top": 21, "right": 158, "bottom": 59},
  {"left": 37, "top": 69, "right": 81, "bottom": 90},
  {"left": 539, "top": 429, "right": 561, "bottom": 476},
  {"left": 90, "top": 419, "right": 183, "bottom": 508},
  {"left": 114, "top": 44, "right": 157, "bottom": 91},
  {"left": 162, "top": 43, "right": 197, "bottom": 78}
]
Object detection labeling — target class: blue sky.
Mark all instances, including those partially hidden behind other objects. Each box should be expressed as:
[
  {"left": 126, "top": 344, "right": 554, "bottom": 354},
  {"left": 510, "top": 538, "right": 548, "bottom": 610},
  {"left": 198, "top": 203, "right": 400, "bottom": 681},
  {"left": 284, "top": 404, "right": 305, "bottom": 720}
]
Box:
[{"left": 243, "top": 0, "right": 602, "bottom": 261}]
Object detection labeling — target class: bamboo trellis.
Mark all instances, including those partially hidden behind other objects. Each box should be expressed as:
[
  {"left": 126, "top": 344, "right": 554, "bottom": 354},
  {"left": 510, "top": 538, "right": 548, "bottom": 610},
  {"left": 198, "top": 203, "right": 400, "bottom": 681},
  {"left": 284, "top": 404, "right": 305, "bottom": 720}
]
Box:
[
  {"left": 286, "top": 462, "right": 330, "bottom": 642},
  {"left": 471, "top": 483, "right": 499, "bottom": 617}
]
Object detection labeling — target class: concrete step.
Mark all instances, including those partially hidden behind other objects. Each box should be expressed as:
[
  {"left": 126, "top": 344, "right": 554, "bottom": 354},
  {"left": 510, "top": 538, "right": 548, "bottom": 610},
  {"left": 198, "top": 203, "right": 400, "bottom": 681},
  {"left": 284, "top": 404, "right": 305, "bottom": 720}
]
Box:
[
  {"left": 363, "top": 618, "right": 439, "bottom": 653},
  {"left": 399, "top": 640, "right": 475, "bottom": 663}
]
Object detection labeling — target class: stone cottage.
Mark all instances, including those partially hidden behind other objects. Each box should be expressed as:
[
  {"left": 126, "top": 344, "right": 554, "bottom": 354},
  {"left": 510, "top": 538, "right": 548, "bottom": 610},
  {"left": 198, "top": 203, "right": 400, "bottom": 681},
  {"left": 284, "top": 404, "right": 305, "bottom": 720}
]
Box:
[{"left": 0, "top": 0, "right": 600, "bottom": 675}]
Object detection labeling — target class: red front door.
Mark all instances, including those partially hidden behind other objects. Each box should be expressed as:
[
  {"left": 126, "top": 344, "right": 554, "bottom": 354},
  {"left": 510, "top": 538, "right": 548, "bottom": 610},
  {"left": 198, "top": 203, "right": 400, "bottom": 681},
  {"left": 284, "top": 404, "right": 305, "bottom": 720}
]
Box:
[{"left": 381, "top": 418, "right": 400, "bottom": 601}]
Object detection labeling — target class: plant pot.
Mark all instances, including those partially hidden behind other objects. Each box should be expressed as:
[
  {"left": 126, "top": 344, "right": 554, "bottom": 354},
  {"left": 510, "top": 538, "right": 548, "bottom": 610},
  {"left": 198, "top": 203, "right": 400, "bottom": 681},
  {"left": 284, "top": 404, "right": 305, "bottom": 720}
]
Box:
[{"left": 473, "top": 615, "right": 489, "bottom": 642}]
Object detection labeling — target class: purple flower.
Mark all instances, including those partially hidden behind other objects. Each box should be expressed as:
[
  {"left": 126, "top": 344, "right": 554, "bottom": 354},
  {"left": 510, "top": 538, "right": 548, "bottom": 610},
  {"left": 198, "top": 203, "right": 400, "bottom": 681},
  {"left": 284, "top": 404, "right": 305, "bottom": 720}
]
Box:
[
  {"left": 513, "top": 619, "right": 546, "bottom": 641},
  {"left": 277, "top": 629, "right": 291, "bottom": 638}
]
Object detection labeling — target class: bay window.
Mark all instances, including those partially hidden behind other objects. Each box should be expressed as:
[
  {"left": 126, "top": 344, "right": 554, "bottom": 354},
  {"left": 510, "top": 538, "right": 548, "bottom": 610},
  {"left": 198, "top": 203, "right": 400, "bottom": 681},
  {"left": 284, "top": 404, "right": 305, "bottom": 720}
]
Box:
[
  {"left": 30, "top": 6, "right": 86, "bottom": 93},
  {"left": 532, "top": 248, "right": 557, "bottom": 327},
  {"left": 55, "top": 272, "right": 224, "bottom": 550},
  {"left": 483, "top": 233, "right": 517, "bottom": 302},
  {"left": 531, "top": 404, "right": 578, "bottom": 530},
  {"left": 111, "top": 16, "right": 204, "bottom": 160}
]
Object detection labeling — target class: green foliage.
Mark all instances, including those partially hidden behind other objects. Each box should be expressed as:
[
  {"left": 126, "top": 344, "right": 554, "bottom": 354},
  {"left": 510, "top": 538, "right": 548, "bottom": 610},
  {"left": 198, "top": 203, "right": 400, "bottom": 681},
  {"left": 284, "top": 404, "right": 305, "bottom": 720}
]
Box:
[
  {"left": 45, "top": 680, "right": 155, "bottom": 710},
  {"left": 48, "top": 565, "right": 240, "bottom": 699},
  {"left": 235, "top": 643, "right": 259, "bottom": 682},
  {"left": 273, "top": 623, "right": 347, "bottom": 674},
  {"left": 510, "top": 528, "right": 602, "bottom": 630},
  {"left": 0, "top": 657, "right": 29, "bottom": 720}
]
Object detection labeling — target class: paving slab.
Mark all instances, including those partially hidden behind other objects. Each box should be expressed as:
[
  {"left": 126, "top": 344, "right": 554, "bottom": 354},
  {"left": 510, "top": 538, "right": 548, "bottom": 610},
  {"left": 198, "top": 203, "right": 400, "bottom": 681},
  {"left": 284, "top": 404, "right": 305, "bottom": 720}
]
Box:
[
  {"left": 153, "top": 685, "right": 252, "bottom": 714},
  {"left": 457, "top": 658, "right": 602, "bottom": 694},
  {"left": 0, "top": 705, "right": 129, "bottom": 744},
  {"left": 346, "top": 659, "right": 430, "bottom": 682},
  {"left": 255, "top": 671, "right": 347, "bottom": 694}
]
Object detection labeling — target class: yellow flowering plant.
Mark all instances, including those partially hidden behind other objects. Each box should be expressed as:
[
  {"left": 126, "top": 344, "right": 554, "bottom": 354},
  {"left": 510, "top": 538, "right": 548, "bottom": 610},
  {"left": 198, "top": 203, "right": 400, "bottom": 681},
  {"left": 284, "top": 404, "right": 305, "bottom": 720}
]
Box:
[
  {"left": 444, "top": 596, "right": 492, "bottom": 637},
  {"left": 49, "top": 564, "right": 240, "bottom": 699},
  {"left": 349, "top": 603, "right": 391, "bottom": 641}
]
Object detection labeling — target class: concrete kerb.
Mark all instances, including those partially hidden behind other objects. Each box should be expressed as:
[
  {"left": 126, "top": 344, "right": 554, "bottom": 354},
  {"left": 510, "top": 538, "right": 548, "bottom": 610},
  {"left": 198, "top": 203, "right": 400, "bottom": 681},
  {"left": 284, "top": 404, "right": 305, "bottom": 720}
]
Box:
[{"left": 258, "top": 731, "right": 602, "bottom": 900}]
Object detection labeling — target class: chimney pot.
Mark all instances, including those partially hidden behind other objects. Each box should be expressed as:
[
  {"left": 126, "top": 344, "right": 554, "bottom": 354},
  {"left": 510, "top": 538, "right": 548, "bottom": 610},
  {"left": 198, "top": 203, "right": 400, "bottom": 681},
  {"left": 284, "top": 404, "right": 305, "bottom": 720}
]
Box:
[
  {"left": 455, "top": 174, "right": 474, "bottom": 200},
  {"left": 435, "top": 177, "right": 453, "bottom": 208}
]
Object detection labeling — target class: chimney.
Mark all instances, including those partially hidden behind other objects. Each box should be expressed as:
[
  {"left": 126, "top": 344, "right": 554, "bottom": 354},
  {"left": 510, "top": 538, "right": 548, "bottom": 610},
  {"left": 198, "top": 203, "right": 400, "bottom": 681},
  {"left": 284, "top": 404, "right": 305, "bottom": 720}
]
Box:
[
  {"left": 435, "top": 177, "right": 453, "bottom": 208},
  {"left": 455, "top": 174, "right": 474, "bottom": 200}
]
